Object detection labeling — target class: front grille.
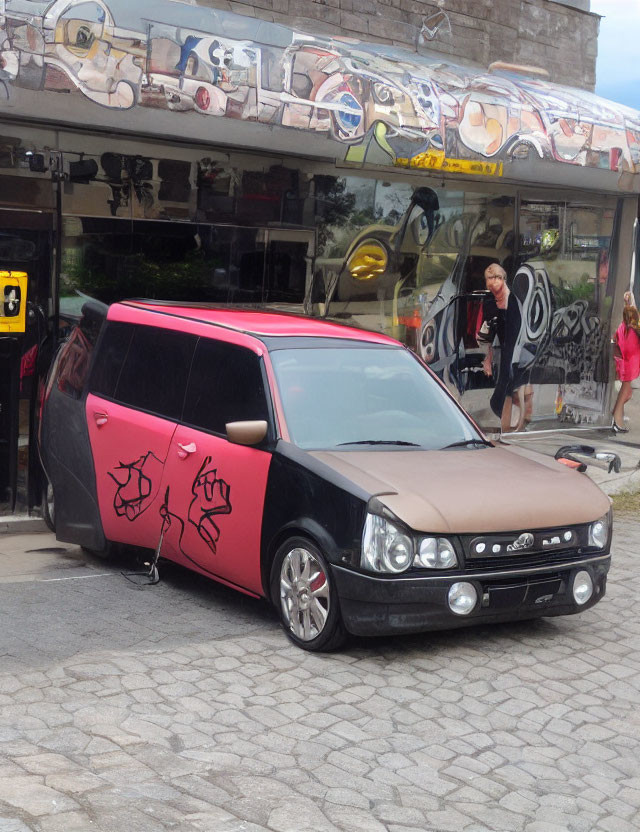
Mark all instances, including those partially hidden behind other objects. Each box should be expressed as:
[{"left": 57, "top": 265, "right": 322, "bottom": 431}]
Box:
[
  {"left": 458, "top": 523, "right": 604, "bottom": 573},
  {"left": 463, "top": 547, "right": 596, "bottom": 573}
]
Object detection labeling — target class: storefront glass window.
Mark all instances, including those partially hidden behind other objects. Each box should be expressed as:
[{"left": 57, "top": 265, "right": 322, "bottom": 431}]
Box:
[
  {"left": 516, "top": 199, "right": 618, "bottom": 427},
  {"left": 58, "top": 149, "right": 622, "bottom": 431},
  {"left": 321, "top": 185, "right": 516, "bottom": 390},
  {"left": 60, "top": 219, "right": 314, "bottom": 320}
]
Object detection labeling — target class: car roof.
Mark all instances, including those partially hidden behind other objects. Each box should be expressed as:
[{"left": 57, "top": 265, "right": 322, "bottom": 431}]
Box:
[{"left": 117, "top": 300, "right": 399, "bottom": 345}]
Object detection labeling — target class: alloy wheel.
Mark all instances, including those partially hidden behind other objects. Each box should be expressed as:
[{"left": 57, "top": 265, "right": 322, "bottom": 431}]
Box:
[{"left": 279, "top": 546, "right": 330, "bottom": 641}]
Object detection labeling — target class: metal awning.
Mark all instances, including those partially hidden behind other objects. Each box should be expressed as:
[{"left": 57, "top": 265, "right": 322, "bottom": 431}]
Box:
[{"left": 1, "top": 0, "right": 639, "bottom": 192}]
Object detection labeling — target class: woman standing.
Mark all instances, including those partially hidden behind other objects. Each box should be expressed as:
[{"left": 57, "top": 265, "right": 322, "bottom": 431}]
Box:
[
  {"left": 479, "top": 263, "right": 533, "bottom": 432},
  {"left": 612, "top": 304, "right": 640, "bottom": 433}
]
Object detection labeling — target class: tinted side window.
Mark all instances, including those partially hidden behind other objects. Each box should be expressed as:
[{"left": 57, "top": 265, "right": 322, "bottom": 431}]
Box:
[
  {"left": 55, "top": 306, "right": 105, "bottom": 400},
  {"left": 183, "top": 338, "right": 269, "bottom": 434},
  {"left": 89, "top": 321, "right": 134, "bottom": 399},
  {"left": 115, "top": 326, "right": 196, "bottom": 420}
]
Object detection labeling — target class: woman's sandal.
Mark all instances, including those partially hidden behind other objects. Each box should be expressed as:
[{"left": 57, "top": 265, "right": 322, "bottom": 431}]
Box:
[{"left": 612, "top": 420, "right": 629, "bottom": 434}]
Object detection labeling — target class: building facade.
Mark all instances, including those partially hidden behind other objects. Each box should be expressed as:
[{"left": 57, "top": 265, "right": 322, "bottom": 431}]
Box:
[
  {"left": 196, "top": 0, "right": 600, "bottom": 91},
  {"left": 0, "top": 0, "right": 637, "bottom": 516}
]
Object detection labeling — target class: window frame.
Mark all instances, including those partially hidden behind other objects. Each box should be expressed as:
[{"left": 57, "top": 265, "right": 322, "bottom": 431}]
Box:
[
  {"left": 88, "top": 320, "right": 276, "bottom": 441},
  {"left": 181, "top": 334, "right": 275, "bottom": 443},
  {"left": 87, "top": 321, "right": 197, "bottom": 423},
  {"left": 54, "top": 304, "right": 106, "bottom": 401}
]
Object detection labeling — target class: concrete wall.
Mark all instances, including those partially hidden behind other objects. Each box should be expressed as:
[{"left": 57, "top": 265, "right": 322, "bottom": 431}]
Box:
[{"left": 195, "top": 0, "right": 600, "bottom": 90}]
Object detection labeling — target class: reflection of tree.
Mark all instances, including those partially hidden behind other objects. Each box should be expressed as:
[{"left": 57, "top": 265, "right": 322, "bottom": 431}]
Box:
[
  {"left": 62, "top": 236, "right": 223, "bottom": 303},
  {"left": 314, "top": 175, "right": 356, "bottom": 255},
  {"left": 551, "top": 279, "right": 594, "bottom": 308}
]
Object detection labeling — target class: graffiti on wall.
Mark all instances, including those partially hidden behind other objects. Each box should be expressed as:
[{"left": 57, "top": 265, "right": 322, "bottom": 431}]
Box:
[{"left": 0, "top": 0, "right": 639, "bottom": 175}]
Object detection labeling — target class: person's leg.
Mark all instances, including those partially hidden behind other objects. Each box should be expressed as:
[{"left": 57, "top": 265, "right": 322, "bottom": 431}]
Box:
[
  {"left": 501, "top": 395, "right": 514, "bottom": 433},
  {"left": 523, "top": 384, "right": 533, "bottom": 424},
  {"left": 613, "top": 381, "right": 631, "bottom": 427},
  {"left": 511, "top": 387, "right": 528, "bottom": 432}
]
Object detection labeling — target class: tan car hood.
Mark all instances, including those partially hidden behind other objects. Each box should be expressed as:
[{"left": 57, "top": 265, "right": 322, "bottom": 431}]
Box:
[{"left": 310, "top": 444, "right": 611, "bottom": 534}]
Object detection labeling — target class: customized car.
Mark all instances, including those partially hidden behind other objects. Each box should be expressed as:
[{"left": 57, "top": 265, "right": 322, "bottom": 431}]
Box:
[{"left": 39, "top": 299, "right": 612, "bottom": 651}]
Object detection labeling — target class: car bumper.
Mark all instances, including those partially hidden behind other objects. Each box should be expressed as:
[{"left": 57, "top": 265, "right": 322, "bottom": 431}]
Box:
[{"left": 331, "top": 555, "right": 610, "bottom": 636}]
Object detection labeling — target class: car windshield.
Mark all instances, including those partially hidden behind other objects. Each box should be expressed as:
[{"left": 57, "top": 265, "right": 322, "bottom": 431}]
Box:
[{"left": 270, "top": 345, "right": 483, "bottom": 450}]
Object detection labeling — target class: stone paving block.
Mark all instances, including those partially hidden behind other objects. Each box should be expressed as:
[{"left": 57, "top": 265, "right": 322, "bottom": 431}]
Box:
[
  {"left": 0, "top": 777, "right": 79, "bottom": 817},
  {"left": 0, "top": 821, "right": 33, "bottom": 832}
]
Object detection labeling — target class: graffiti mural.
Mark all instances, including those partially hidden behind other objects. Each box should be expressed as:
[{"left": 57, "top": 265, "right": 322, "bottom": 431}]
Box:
[{"left": 0, "top": 0, "right": 639, "bottom": 175}]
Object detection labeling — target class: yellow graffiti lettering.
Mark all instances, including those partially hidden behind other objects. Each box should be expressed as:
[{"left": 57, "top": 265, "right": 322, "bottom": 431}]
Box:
[{"left": 394, "top": 150, "right": 503, "bottom": 176}]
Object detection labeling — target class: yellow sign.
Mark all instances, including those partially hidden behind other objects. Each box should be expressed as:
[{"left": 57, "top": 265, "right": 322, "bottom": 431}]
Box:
[
  {"left": 396, "top": 150, "right": 503, "bottom": 177},
  {"left": 0, "top": 271, "right": 28, "bottom": 333}
]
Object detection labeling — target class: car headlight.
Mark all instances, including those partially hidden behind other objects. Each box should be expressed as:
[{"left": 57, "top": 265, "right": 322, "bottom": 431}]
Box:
[
  {"left": 416, "top": 537, "right": 458, "bottom": 569},
  {"left": 362, "top": 513, "right": 413, "bottom": 574},
  {"left": 588, "top": 512, "right": 610, "bottom": 549}
]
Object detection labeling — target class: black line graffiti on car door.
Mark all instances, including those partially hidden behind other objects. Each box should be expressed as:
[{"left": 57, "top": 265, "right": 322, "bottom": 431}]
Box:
[
  {"left": 109, "top": 451, "right": 164, "bottom": 520},
  {"left": 158, "top": 456, "right": 232, "bottom": 573},
  {"left": 188, "top": 455, "right": 232, "bottom": 554}
]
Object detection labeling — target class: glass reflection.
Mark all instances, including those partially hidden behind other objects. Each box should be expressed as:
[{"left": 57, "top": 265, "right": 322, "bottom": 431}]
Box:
[{"left": 57, "top": 148, "right": 621, "bottom": 430}]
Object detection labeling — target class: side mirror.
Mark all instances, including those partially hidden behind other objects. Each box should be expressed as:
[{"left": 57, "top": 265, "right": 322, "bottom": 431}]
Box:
[{"left": 226, "top": 420, "right": 268, "bottom": 446}]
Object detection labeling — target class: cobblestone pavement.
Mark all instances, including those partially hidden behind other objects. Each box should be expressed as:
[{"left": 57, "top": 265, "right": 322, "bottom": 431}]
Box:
[{"left": 0, "top": 518, "right": 639, "bottom": 832}]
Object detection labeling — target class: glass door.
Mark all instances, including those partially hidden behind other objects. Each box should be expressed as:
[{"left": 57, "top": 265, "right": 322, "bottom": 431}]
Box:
[{"left": 0, "top": 211, "right": 54, "bottom": 514}]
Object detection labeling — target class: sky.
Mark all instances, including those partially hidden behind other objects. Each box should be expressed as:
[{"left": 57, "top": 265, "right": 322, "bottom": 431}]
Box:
[{"left": 591, "top": 0, "right": 640, "bottom": 110}]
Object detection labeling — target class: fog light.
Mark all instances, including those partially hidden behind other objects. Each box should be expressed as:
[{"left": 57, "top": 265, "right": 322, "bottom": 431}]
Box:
[
  {"left": 448, "top": 582, "right": 477, "bottom": 615},
  {"left": 573, "top": 570, "right": 593, "bottom": 605}
]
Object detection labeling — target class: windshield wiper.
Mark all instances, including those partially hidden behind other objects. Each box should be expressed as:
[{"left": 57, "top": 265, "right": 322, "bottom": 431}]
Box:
[
  {"left": 440, "top": 438, "right": 493, "bottom": 450},
  {"left": 337, "top": 439, "right": 422, "bottom": 447}
]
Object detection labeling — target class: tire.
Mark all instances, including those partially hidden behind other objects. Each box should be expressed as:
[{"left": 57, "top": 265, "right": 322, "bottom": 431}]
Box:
[
  {"left": 42, "top": 476, "right": 55, "bottom": 533},
  {"left": 81, "top": 542, "right": 116, "bottom": 562},
  {"left": 270, "top": 536, "right": 346, "bottom": 652}
]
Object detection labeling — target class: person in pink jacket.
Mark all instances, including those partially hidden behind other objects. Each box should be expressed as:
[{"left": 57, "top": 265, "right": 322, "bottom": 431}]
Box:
[{"left": 612, "top": 303, "right": 640, "bottom": 433}]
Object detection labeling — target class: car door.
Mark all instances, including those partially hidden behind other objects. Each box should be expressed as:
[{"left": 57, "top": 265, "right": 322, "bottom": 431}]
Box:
[
  {"left": 158, "top": 335, "right": 273, "bottom": 596},
  {"left": 86, "top": 321, "right": 196, "bottom": 550},
  {"left": 39, "top": 301, "right": 107, "bottom": 548}
]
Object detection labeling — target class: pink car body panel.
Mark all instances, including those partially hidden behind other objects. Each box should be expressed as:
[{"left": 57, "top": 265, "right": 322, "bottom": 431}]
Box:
[
  {"left": 158, "top": 424, "right": 272, "bottom": 596},
  {"left": 86, "top": 393, "right": 177, "bottom": 548},
  {"left": 111, "top": 301, "right": 398, "bottom": 344}
]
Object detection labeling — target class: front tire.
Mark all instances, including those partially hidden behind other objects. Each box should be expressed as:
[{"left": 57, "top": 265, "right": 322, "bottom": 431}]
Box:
[{"left": 270, "top": 537, "right": 346, "bottom": 652}]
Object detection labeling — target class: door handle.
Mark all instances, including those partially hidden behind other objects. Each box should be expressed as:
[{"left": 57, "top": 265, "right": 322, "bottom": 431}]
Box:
[
  {"left": 177, "top": 441, "right": 197, "bottom": 459},
  {"left": 93, "top": 412, "right": 108, "bottom": 427}
]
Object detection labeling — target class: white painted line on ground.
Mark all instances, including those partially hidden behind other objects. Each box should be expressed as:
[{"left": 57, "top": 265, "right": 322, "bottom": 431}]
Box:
[{"left": 39, "top": 573, "right": 117, "bottom": 582}]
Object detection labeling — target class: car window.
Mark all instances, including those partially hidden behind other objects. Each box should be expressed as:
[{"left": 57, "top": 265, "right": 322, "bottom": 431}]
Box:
[
  {"left": 55, "top": 305, "right": 105, "bottom": 400},
  {"left": 270, "top": 345, "right": 479, "bottom": 450},
  {"left": 114, "top": 326, "right": 196, "bottom": 421},
  {"left": 88, "top": 321, "right": 134, "bottom": 400},
  {"left": 183, "top": 338, "right": 269, "bottom": 435}
]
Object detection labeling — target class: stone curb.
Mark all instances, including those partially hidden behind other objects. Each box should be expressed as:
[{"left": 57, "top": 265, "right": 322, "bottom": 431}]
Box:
[
  {"left": 0, "top": 515, "right": 47, "bottom": 535},
  {"left": 596, "top": 467, "right": 640, "bottom": 497}
]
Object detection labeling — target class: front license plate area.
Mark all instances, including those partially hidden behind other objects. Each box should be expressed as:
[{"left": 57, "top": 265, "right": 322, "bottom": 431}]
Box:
[
  {"left": 483, "top": 577, "right": 563, "bottom": 609},
  {"left": 525, "top": 577, "right": 563, "bottom": 607},
  {"left": 485, "top": 582, "right": 527, "bottom": 609}
]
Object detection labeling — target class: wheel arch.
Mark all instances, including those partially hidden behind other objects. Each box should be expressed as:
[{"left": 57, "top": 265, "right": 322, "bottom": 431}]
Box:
[{"left": 261, "top": 518, "right": 340, "bottom": 600}]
